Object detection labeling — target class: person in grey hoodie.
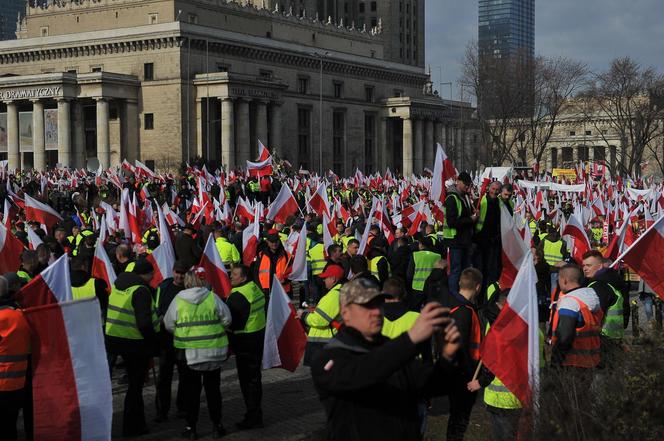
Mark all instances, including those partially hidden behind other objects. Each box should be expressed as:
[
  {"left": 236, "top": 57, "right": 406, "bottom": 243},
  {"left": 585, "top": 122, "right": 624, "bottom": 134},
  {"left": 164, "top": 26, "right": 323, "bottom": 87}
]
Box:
[{"left": 164, "top": 268, "right": 233, "bottom": 440}]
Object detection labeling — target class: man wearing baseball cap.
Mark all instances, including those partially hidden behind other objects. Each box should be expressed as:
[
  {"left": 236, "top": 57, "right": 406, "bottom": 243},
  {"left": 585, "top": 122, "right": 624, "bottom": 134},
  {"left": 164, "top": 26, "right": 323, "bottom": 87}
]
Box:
[
  {"left": 311, "top": 278, "right": 462, "bottom": 441},
  {"left": 301, "top": 264, "right": 345, "bottom": 366}
]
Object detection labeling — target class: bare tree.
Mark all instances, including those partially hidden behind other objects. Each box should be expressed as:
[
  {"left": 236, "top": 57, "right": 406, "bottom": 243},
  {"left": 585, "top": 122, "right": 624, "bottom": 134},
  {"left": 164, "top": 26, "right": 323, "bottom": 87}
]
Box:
[
  {"left": 582, "top": 57, "right": 664, "bottom": 177},
  {"left": 648, "top": 136, "right": 664, "bottom": 178}
]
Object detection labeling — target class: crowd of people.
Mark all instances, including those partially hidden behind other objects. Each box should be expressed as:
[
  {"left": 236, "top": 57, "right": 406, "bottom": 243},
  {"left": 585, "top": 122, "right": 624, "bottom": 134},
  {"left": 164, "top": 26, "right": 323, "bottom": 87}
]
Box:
[{"left": 0, "top": 158, "right": 660, "bottom": 441}]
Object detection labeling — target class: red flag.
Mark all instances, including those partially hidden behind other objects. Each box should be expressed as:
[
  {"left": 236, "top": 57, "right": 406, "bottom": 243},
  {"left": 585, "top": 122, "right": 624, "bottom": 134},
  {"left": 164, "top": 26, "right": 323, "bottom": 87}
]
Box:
[
  {"left": 200, "top": 233, "right": 232, "bottom": 298},
  {"left": 0, "top": 223, "right": 23, "bottom": 273},
  {"left": 430, "top": 143, "right": 457, "bottom": 203},
  {"left": 242, "top": 218, "right": 260, "bottom": 266},
  {"left": 562, "top": 214, "right": 591, "bottom": 263},
  {"left": 257, "top": 139, "right": 271, "bottom": 161},
  {"left": 266, "top": 185, "right": 300, "bottom": 224},
  {"left": 247, "top": 157, "right": 273, "bottom": 177},
  {"left": 146, "top": 205, "right": 176, "bottom": 288},
  {"left": 16, "top": 254, "right": 72, "bottom": 308},
  {"left": 24, "top": 194, "right": 63, "bottom": 228},
  {"left": 498, "top": 203, "right": 528, "bottom": 289},
  {"left": 235, "top": 197, "right": 255, "bottom": 223},
  {"left": 481, "top": 252, "right": 540, "bottom": 406},
  {"left": 92, "top": 242, "right": 117, "bottom": 294},
  {"left": 262, "top": 278, "right": 307, "bottom": 372},
  {"left": 308, "top": 182, "right": 330, "bottom": 217}
]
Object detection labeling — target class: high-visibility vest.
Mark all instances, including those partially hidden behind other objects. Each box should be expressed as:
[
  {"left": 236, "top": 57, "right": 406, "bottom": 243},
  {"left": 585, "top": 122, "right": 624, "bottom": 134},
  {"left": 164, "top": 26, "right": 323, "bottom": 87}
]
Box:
[
  {"left": 257, "top": 253, "right": 291, "bottom": 292},
  {"left": 529, "top": 220, "right": 537, "bottom": 235},
  {"left": 443, "top": 194, "right": 463, "bottom": 239},
  {"left": 0, "top": 307, "right": 31, "bottom": 391},
  {"left": 369, "top": 255, "right": 390, "bottom": 281},
  {"left": 340, "top": 235, "right": 353, "bottom": 253},
  {"left": 450, "top": 304, "right": 481, "bottom": 361},
  {"left": 591, "top": 227, "right": 603, "bottom": 243},
  {"left": 215, "top": 237, "right": 240, "bottom": 266},
  {"left": 248, "top": 181, "right": 260, "bottom": 192},
  {"left": 486, "top": 281, "right": 500, "bottom": 303},
  {"left": 411, "top": 250, "right": 441, "bottom": 291},
  {"left": 589, "top": 281, "right": 624, "bottom": 339},
  {"left": 305, "top": 283, "right": 342, "bottom": 343},
  {"left": 173, "top": 292, "right": 228, "bottom": 350},
  {"left": 72, "top": 229, "right": 94, "bottom": 256},
  {"left": 16, "top": 271, "right": 31, "bottom": 284},
  {"left": 382, "top": 310, "right": 419, "bottom": 339},
  {"left": 124, "top": 261, "right": 136, "bottom": 273},
  {"left": 105, "top": 285, "right": 160, "bottom": 340},
  {"left": 142, "top": 227, "right": 159, "bottom": 245},
  {"left": 475, "top": 195, "right": 489, "bottom": 232},
  {"left": 552, "top": 295, "right": 601, "bottom": 368},
  {"left": 542, "top": 238, "right": 564, "bottom": 266},
  {"left": 72, "top": 278, "right": 96, "bottom": 300},
  {"left": 308, "top": 243, "right": 326, "bottom": 276},
  {"left": 230, "top": 282, "right": 266, "bottom": 334}
]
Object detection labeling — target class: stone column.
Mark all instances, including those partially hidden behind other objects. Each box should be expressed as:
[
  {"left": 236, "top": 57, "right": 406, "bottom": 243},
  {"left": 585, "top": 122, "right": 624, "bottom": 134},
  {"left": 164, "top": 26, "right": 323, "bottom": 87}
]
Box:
[
  {"left": 378, "top": 117, "right": 388, "bottom": 171},
  {"left": 195, "top": 98, "right": 203, "bottom": 158},
  {"left": 72, "top": 101, "right": 86, "bottom": 169},
  {"left": 434, "top": 121, "right": 443, "bottom": 147},
  {"left": 6, "top": 102, "right": 19, "bottom": 170},
  {"left": 402, "top": 117, "right": 413, "bottom": 176},
  {"left": 413, "top": 118, "right": 424, "bottom": 175},
  {"left": 32, "top": 100, "right": 46, "bottom": 171},
  {"left": 236, "top": 99, "right": 251, "bottom": 166},
  {"left": 57, "top": 99, "right": 71, "bottom": 167},
  {"left": 96, "top": 98, "right": 110, "bottom": 169},
  {"left": 124, "top": 100, "right": 139, "bottom": 163},
  {"left": 255, "top": 100, "right": 268, "bottom": 150},
  {"left": 221, "top": 98, "right": 235, "bottom": 169},
  {"left": 269, "top": 102, "right": 282, "bottom": 153},
  {"left": 424, "top": 119, "right": 434, "bottom": 168}
]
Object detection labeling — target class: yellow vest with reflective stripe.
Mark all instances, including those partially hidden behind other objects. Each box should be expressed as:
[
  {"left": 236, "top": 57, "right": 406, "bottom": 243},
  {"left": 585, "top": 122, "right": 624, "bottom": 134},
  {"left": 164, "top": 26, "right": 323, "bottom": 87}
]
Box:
[
  {"left": 106, "top": 285, "right": 160, "bottom": 339},
  {"left": 589, "top": 281, "right": 624, "bottom": 339},
  {"left": 230, "top": 282, "right": 267, "bottom": 334},
  {"left": 369, "top": 255, "right": 390, "bottom": 281},
  {"left": 475, "top": 195, "right": 488, "bottom": 233},
  {"left": 308, "top": 243, "right": 326, "bottom": 276},
  {"left": 215, "top": 237, "right": 240, "bottom": 266},
  {"left": 382, "top": 310, "right": 419, "bottom": 339},
  {"left": 305, "top": 283, "right": 342, "bottom": 343},
  {"left": 443, "top": 194, "right": 462, "bottom": 239},
  {"left": 72, "top": 278, "right": 96, "bottom": 300},
  {"left": 542, "top": 238, "right": 564, "bottom": 266},
  {"left": 173, "top": 292, "right": 228, "bottom": 349},
  {"left": 411, "top": 250, "right": 441, "bottom": 292},
  {"left": 486, "top": 282, "right": 500, "bottom": 304}
]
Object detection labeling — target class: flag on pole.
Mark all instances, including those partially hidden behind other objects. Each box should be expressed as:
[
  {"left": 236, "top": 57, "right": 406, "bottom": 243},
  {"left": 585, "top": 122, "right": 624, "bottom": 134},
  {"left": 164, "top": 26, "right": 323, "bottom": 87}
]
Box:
[
  {"left": 16, "top": 254, "right": 72, "bottom": 308},
  {"left": 146, "top": 204, "right": 176, "bottom": 288},
  {"left": 24, "top": 194, "right": 63, "bottom": 228},
  {"left": 200, "top": 233, "right": 232, "bottom": 298},
  {"left": 242, "top": 216, "right": 260, "bottom": 266},
  {"left": 562, "top": 214, "right": 591, "bottom": 263},
  {"left": 92, "top": 241, "right": 116, "bottom": 294},
  {"left": 498, "top": 203, "right": 529, "bottom": 289},
  {"left": 0, "top": 222, "right": 23, "bottom": 273},
  {"left": 266, "top": 185, "right": 300, "bottom": 224},
  {"left": 27, "top": 226, "right": 44, "bottom": 250},
  {"left": 287, "top": 222, "right": 308, "bottom": 282}
]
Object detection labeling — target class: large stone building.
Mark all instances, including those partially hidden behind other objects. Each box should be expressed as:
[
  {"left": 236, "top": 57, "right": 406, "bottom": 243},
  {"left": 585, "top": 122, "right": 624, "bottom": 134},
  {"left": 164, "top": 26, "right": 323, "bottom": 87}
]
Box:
[{"left": 0, "top": 0, "right": 478, "bottom": 174}]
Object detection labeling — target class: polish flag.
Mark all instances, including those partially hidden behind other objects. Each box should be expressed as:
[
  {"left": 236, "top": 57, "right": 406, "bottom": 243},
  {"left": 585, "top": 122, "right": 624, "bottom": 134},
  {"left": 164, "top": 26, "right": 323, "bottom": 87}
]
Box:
[
  {"left": 0, "top": 223, "right": 23, "bottom": 273},
  {"left": 121, "top": 159, "right": 136, "bottom": 174},
  {"left": 163, "top": 203, "right": 185, "bottom": 227},
  {"left": 430, "top": 143, "right": 457, "bottom": 203},
  {"left": 262, "top": 278, "right": 307, "bottom": 372},
  {"left": 481, "top": 251, "right": 540, "bottom": 406},
  {"left": 376, "top": 201, "right": 395, "bottom": 245},
  {"left": 498, "top": 203, "right": 529, "bottom": 289},
  {"left": 235, "top": 197, "right": 255, "bottom": 223},
  {"left": 146, "top": 205, "right": 176, "bottom": 288},
  {"left": 16, "top": 254, "right": 72, "bottom": 307},
  {"left": 200, "top": 233, "right": 232, "bottom": 298},
  {"left": 613, "top": 215, "right": 664, "bottom": 300},
  {"left": 358, "top": 199, "right": 378, "bottom": 256},
  {"left": 562, "top": 214, "right": 591, "bottom": 263},
  {"left": 92, "top": 241, "right": 116, "bottom": 294},
  {"left": 257, "top": 139, "right": 271, "bottom": 161},
  {"left": 266, "top": 185, "right": 300, "bottom": 224},
  {"left": 247, "top": 157, "right": 273, "bottom": 177},
  {"left": 135, "top": 159, "right": 156, "bottom": 179},
  {"left": 287, "top": 222, "right": 308, "bottom": 282},
  {"left": 24, "top": 194, "right": 63, "bottom": 228},
  {"left": 3, "top": 198, "right": 18, "bottom": 229},
  {"left": 27, "top": 226, "right": 44, "bottom": 250},
  {"left": 308, "top": 182, "right": 330, "bottom": 217},
  {"left": 242, "top": 216, "right": 260, "bottom": 266},
  {"left": 127, "top": 193, "right": 142, "bottom": 244},
  {"left": 322, "top": 212, "right": 335, "bottom": 256}
]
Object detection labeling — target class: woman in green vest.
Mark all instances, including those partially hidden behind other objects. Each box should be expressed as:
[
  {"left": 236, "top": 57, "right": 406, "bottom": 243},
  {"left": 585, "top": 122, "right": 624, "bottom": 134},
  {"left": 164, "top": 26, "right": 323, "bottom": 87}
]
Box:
[{"left": 163, "top": 267, "right": 233, "bottom": 440}]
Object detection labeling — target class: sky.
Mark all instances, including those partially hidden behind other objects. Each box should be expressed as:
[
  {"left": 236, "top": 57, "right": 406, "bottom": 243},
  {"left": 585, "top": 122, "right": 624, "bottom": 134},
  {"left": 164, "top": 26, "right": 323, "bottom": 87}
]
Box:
[{"left": 425, "top": 0, "right": 664, "bottom": 101}]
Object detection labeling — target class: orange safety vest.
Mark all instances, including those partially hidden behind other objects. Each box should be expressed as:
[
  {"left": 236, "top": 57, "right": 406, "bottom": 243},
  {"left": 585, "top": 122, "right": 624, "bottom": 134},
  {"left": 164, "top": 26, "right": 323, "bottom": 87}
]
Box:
[
  {"left": 451, "top": 304, "right": 481, "bottom": 361},
  {"left": 552, "top": 296, "right": 602, "bottom": 368},
  {"left": 0, "top": 308, "right": 31, "bottom": 391},
  {"left": 257, "top": 252, "right": 291, "bottom": 292}
]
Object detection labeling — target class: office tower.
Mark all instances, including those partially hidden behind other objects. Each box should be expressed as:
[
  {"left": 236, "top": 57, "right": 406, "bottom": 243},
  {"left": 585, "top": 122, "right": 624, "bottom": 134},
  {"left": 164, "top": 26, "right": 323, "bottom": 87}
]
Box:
[{"left": 478, "top": 0, "right": 534, "bottom": 61}]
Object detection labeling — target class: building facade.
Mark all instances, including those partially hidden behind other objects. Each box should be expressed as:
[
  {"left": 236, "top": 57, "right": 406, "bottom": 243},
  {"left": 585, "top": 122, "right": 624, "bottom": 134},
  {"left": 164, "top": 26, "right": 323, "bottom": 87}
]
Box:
[
  {"left": 0, "top": 0, "right": 478, "bottom": 174},
  {"left": 478, "top": 0, "right": 534, "bottom": 60},
  {"left": 0, "top": 0, "right": 25, "bottom": 41}
]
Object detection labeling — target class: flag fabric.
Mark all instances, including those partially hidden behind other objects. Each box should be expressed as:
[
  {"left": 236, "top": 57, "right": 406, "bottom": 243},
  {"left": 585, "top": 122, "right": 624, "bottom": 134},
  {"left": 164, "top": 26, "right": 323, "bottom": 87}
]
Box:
[
  {"left": 257, "top": 139, "right": 271, "bottom": 161},
  {"left": 308, "top": 182, "right": 330, "bottom": 217},
  {"left": 613, "top": 215, "right": 664, "bottom": 300},
  {"left": 200, "top": 233, "right": 232, "bottom": 298},
  {"left": 24, "top": 194, "right": 63, "bottom": 228},
  {"left": 287, "top": 222, "right": 308, "bottom": 282},
  {"left": 92, "top": 241, "right": 116, "bottom": 293},
  {"left": 16, "top": 254, "right": 72, "bottom": 308},
  {"left": 27, "top": 226, "right": 44, "bottom": 250},
  {"left": 266, "top": 185, "right": 299, "bottom": 224},
  {"left": 0, "top": 222, "right": 23, "bottom": 273},
  {"left": 23, "top": 297, "right": 113, "bottom": 441},
  {"left": 242, "top": 217, "right": 260, "bottom": 266},
  {"left": 562, "top": 214, "right": 591, "bottom": 263},
  {"left": 247, "top": 157, "right": 273, "bottom": 177},
  {"left": 430, "top": 143, "right": 456, "bottom": 203},
  {"left": 481, "top": 251, "right": 540, "bottom": 406},
  {"left": 146, "top": 205, "right": 176, "bottom": 288},
  {"left": 498, "top": 203, "right": 529, "bottom": 289},
  {"left": 262, "top": 278, "right": 307, "bottom": 372}
]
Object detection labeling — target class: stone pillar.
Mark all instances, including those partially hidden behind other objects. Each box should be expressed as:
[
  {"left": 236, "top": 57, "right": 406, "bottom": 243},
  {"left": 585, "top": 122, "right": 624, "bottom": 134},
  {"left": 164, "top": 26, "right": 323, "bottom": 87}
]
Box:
[
  {"left": 236, "top": 99, "right": 251, "bottom": 166},
  {"left": 32, "top": 100, "right": 46, "bottom": 171},
  {"left": 413, "top": 118, "right": 423, "bottom": 175},
  {"left": 255, "top": 100, "right": 268, "bottom": 151},
  {"left": 221, "top": 98, "right": 235, "bottom": 169},
  {"left": 434, "top": 121, "right": 443, "bottom": 148},
  {"left": 402, "top": 117, "right": 413, "bottom": 176},
  {"left": 6, "top": 102, "right": 19, "bottom": 170},
  {"left": 57, "top": 99, "right": 71, "bottom": 167},
  {"left": 269, "top": 102, "right": 282, "bottom": 153},
  {"left": 96, "top": 98, "right": 110, "bottom": 169},
  {"left": 72, "top": 101, "right": 86, "bottom": 169},
  {"left": 195, "top": 98, "right": 203, "bottom": 158},
  {"left": 378, "top": 117, "right": 388, "bottom": 172},
  {"left": 424, "top": 119, "right": 434, "bottom": 168},
  {"left": 124, "top": 100, "right": 139, "bottom": 163}
]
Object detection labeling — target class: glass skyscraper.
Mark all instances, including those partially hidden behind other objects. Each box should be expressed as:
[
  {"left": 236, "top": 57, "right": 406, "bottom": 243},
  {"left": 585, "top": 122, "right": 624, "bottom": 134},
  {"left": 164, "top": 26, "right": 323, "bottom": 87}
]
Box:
[
  {"left": 0, "top": 0, "right": 25, "bottom": 40},
  {"left": 478, "top": 0, "right": 534, "bottom": 60}
]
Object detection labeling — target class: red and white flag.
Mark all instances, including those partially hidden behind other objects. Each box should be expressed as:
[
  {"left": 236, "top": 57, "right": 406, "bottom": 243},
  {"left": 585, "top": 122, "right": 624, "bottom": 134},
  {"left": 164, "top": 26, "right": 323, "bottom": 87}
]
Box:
[
  {"left": 247, "top": 157, "right": 273, "bottom": 177},
  {"left": 27, "top": 226, "right": 44, "bottom": 250},
  {"left": 16, "top": 254, "right": 72, "bottom": 307},
  {"left": 308, "top": 182, "right": 330, "bottom": 217},
  {"left": 24, "top": 194, "right": 63, "bottom": 228},
  {"left": 562, "top": 214, "right": 591, "bottom": 263},
  {"left": 135, "top": 159, "right": 156, "bottom": 179},
  {"left": 92, "top": 241, "right": 117, "bottom": 293},
  {"left": 498, "top": 203, "right": 529, "bottom": 289},
  {"left": 23, "top": 297, "right": 113, "bottom": 441},
  {"left": 257, "top": 139, "right": 271, "bottom": 161},
  {"left": 200, "top": 233, "right": 232, "bottom": 298},
  {"left": 613, "top": 215, "right": 664, "bottom": 300},
  {"left": 287, "top": 222, "right": 308, "bottom": 282},
  {"left": 235, "top": 197, "right": 255, "bottom": 223},
  {"left": 430, "top": 143, "right": 457, "bottom": 203},
  {"left": 146, "top": 205, "right": 176, "bottom": 288},
  {"left": 242, "top": 215, "right": 260, "bottom": 266},
  {"left": 481, "top": 251, "right": 540, "bottom": 406},
  {"left": 262, "top": 278, "right": 307, "bottom": 372},
  {"left": 266, "top": 185, "right": 300, "bottom": 224},
  {"left": 0, "top": 222, "right": 23, "bottom": 273}
]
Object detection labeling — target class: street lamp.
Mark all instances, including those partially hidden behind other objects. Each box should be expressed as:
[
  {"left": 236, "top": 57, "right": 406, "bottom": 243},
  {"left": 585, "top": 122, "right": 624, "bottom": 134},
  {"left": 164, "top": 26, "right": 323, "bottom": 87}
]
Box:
[{"left": 311, "top": 51, "right": 329, "bottom": 176}]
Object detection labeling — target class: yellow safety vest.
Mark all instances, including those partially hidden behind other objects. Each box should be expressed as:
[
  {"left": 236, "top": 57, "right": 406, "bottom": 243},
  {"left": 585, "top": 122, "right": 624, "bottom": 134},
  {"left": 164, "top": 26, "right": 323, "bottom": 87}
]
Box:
[
  {"left": 72, "top": 278, "right": 96, "bottom": 300},
  {"left": 411, "top": 250, "right": 441, "bottom": 291},
  {"left": 305, "top": 283, "right": 342, "bottom": 343},
  {"left": 382, "top": 310, "right": 419, "bottom": 339}
]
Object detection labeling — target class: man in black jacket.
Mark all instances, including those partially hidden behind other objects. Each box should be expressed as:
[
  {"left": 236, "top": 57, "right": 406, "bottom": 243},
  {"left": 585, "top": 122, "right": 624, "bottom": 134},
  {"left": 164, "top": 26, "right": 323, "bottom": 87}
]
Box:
[
  {"left": 174, "top": 223, "right": 202, "bottom": 268},
  {"left": 311, "top": 278, "right": 463, "bottom": 441}
]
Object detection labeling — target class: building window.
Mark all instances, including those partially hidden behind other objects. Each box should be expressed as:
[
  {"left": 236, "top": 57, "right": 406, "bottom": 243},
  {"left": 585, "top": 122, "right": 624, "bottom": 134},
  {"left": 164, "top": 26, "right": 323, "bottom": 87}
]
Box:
[
  {"left": 332, "top": 111, "right": 345, "bottom": 175},
  {"left": 593, "top": 146, "right": 606, "bottom": 162},
  {"left": 66, "top": 68, "right": 78, "bottom": 74},
  {"left": 364, "top": 114, "right": 375, "bottom": 173},
  {"left": 259, "top": 70, "right": 273, "bottom": 81},
  {"left": 585, "top": 130, "right": 592, "bottom": 136},
  {"left": 40, "top": 27, "right": 49, "bottom": 37},
  {"left": 144, "top": 113, "right": 154, "bottom": 130},
  {"left": 393, "top": 89, "right": 403, "bottom": 97},
  {"left": 143, "top": 63, "right": 154, "bottom": 81},
  {"left": 333, "top": 82, "right": 343, "bottom": 99},
  {"left": 359, "top": 2, "right": 365, "bottom": 13},
  {"left": 551, "top": 148, "right": 558, "bottom": 169},
  {"left": 216, "top": 63, "right": 229, "bottom": 72},
  {"left": 91, "top": 66, "right": 102, "bottom": 72},
  {"left": 371, "top": 1, "right": 377, "bottom": 12},
  {"left": 298, "top": 77, "right": 309, "bottom": 95},
  {"left": 562, "top": 147, "right": 573, "bottom": 164},
  {"left": 148, "top": 13, "right": 158, "bottom": 24},
  {"left": 578, "top": 145, "right": 589, "bottom": 161},
  {"left": 297, "top": 108, "right": 311, "bottom": 170},
  {"left": 569, "top": 131, "right": 576, "bottom": 136},
  {"left": 188, "top": 14, "right": 198, "bottom": 24},
  {"left": 365, "top": 86, "right": 374, "bottom": 103}
]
